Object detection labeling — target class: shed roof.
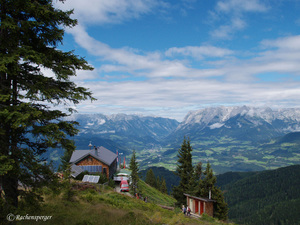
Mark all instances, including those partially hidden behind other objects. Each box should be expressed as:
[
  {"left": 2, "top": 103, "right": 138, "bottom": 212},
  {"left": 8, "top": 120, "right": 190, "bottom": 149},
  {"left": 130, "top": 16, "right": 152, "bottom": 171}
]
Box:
[
  {"left": 184, "top": 193, "right": 216, "bottom": 202},
  {"left": 70, "top": 146, "right": 117, "bottom": 166},
  {"left": 71, "top": 164, "right": 84, "bottom": 178}
]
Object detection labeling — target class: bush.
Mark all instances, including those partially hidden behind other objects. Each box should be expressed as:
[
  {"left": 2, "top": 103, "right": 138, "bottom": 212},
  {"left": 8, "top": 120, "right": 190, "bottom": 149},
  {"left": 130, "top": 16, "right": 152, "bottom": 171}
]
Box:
[
  {"left": 108, "top": 178, "right": 115, "bottom": 188},
  {"left": 94, "top": 173, "right": 108, "bottom": 184},
  {"left": 72, "top": 183, "right": 97, "bottom": 192}
]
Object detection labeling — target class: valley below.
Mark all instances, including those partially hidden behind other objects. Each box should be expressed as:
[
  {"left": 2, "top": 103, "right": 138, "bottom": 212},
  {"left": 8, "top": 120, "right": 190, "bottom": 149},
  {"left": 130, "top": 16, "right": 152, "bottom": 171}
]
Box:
[{"left": 137, "top": 134, "right": 300, "bottom": 174}]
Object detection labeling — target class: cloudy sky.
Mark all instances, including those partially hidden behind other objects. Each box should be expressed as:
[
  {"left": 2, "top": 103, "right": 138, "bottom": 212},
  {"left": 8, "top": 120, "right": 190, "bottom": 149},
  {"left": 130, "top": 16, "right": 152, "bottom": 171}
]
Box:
[{"left": 54, "top": 0, "right": 300, "bottom": 121}]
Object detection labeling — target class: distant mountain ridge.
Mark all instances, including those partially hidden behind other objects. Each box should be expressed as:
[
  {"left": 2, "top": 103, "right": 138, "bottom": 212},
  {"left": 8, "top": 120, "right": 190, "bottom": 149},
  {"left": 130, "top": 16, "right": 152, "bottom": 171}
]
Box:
[
  {"left": 179, "top": 106, "right": 300, "bottom": 131},
  {"left": 169, "top": 106, "right": 300, "bottom": 142},
  {"left": 69, "top": 113, "right": 179, "bottom": 136},
  {"left": 67, "top": 113, "right": 179, "bottom": 151}
]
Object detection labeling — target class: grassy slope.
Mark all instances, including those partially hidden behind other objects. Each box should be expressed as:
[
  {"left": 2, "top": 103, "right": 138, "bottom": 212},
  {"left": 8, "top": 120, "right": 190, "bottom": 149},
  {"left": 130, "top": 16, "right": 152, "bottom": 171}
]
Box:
[
  {"left": 16, "top": 181, "right": 229, "bottom": 225},
  {"left": 137, "top": 179, "right": 176, "bottom": 207}
]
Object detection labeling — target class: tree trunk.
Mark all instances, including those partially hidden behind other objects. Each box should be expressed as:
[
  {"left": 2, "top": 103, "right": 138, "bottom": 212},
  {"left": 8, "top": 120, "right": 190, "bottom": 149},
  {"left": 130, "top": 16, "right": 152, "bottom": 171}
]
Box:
[{"left": 2, "top": 173, "right": 18, "bottom": 208}]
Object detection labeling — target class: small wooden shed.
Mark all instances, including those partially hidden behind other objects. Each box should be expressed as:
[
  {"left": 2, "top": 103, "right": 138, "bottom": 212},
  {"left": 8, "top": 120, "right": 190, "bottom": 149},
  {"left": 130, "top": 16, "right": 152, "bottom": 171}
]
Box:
[{"left": 184, "top": 193, "right": 216, "bottom": 217}]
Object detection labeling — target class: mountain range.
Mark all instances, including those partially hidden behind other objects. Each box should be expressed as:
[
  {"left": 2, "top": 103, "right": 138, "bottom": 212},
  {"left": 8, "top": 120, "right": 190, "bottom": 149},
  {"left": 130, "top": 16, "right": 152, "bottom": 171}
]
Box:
[
  {"left": 67, "top": 113, "right": 179, "bottom": 153},
  {"left": 47, "top": 106, "right": 300, "bottom": 173},
  {"left": 170, "top": 105, "right": 300, "bottom": 142}
]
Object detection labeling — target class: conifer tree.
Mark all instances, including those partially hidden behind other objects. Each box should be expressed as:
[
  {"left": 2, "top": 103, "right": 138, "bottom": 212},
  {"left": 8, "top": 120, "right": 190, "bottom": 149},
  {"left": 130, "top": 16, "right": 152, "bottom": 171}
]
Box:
[
  {"left": 202, "top": 162, "right": 216, "bottom": 197},
  {"left": 172, "top": 137, "right": 194, "bottom": 206},
  {"left": 212, "top": 186, "right": 228, "bottom": 221},
  {"left": 156, "top": 175, "right": 161, "bottom": 190},
  {"left": 0, "top": 0, "right": 94, "bottom": 211},
  {"left": 129, "top": 150, "right": 139, "bottom": 194},
  {"left": 202, "top": 162, "right": 228, "bottom": 221},
  {"left": 160, "top": 178, "right": 167, "bottom": 194},
  {"left": 189, "top": 162, "right": 203, "bottom": 196},
  {"left": 58, "top": 143, "right": 74, "bottom": 171},
  {"left": 145, "top": 168, "right": 156, "bottom": 188}
]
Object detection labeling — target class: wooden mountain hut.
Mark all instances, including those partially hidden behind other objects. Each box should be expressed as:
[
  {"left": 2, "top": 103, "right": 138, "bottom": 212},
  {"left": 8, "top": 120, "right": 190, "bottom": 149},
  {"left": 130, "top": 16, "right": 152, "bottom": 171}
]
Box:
[{"left": 69, "top": 146, "right": 117, "bottom": 179}]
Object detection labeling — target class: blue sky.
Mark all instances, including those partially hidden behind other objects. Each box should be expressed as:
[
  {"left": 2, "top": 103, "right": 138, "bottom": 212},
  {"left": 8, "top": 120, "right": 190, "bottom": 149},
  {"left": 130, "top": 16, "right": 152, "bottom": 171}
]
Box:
[{"left": 53, "top": 0, "right": 300, "bottom": 121}]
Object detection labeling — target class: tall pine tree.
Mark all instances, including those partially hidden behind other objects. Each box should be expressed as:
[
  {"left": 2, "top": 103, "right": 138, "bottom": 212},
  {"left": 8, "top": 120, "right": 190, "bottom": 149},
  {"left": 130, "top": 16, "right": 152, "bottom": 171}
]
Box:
[
  {"left": 202, "top": 162, "right": 228, "bottom": 221},
  {"left": 189, "top": 162, "right": 203, "bottom": 196},
  {"left": 129, "top": 150, "right": 139, "bottom": 194},
  {"left": 172, "top": 137, "right": 194, "bottom": 206},
  {"left": 0, "top": 0, "right": 94, "bottom": 211},
  {"left": 145, "top": 168, "right": 157, "bottom": 188},
  {"left": 160, "top": 178, "right": 167, "bottom": 194}
]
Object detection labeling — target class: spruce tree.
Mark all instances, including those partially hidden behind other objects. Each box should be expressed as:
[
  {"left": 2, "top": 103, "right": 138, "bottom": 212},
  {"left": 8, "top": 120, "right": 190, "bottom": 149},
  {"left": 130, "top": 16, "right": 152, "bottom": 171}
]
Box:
[
  {"left": 172, "top": 137, "right": 194, "bottom": 206},
  {"left": 212, "top": 186, "right": 228, "bottom": 221},
  {"left": 156, "top": 175, "right": 161, "bottom": 190},
  {"left": 145, "top": 168, "right": 156, "bottom": 188},
  {"left": 202, "top": 162, "right": 228, "bottom": 221},
  {"left": 160, "top": 178, "right": 167, "bottom": 194},
  {"left": 58, "top": 143, "right": 74, "bottom": 171},
  {"left": 129, "top": 150, "right": 139, "bottom": 194},
  {"left": 189, "top": 162, "right": 203, "bottom": 196},
  {"left": 0, "top": 0, "right": 94, "bottom": 211},
  {"left": 202, "top": 162, "right": 216, "bottom": 197}
]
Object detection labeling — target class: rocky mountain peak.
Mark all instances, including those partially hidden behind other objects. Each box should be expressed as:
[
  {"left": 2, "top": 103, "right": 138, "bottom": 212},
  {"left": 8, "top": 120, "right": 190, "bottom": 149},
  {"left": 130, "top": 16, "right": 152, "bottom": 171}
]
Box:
[{"left": 177, "top": 106, "right": 300, "bottom": 132}]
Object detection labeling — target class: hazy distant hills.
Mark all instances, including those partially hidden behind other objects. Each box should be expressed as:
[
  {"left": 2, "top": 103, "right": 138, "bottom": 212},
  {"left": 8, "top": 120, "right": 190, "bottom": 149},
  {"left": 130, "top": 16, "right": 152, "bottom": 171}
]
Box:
[
  {"left": 46, "top": 106, "right": 300, "bottom": 173},
  {"left": 276, "top": 131, "right": 300, "bottom": 144}
]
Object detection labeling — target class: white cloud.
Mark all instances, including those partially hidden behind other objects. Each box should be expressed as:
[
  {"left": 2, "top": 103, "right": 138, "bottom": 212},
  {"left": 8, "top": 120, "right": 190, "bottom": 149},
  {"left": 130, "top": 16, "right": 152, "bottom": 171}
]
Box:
[
  {"left": 55, "top": 0, "right": 159, "bottom": 25},
  {"left": 67, "top": 24, "right": 200, "bottom": 79},
  {"left": 65, "top": 24, "right": 300, "bottom": 119},
  {"left": 261, "top": 35, "right": 300, "bottom": 51},
  {"left": 78, "top": 73, "right": 300, "bottom": 120},
  {"left": 210, "top": 0, "right": 268, "bottom": 39},
  {"left": 165, "top": 45, "right": 234, "bottom": 60},
  {"left": 216, "top": 0, "right": 268, "bottom": 13}
]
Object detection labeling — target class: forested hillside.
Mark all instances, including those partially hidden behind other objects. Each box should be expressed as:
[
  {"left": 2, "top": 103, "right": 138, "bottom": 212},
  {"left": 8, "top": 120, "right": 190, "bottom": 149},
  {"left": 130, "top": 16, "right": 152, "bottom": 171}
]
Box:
[
  {"left": 140, "top": 166, "right": 180, "bottom": 194},
  {"left": 216, "top": 165, "right": 300, "bottom": 225}
]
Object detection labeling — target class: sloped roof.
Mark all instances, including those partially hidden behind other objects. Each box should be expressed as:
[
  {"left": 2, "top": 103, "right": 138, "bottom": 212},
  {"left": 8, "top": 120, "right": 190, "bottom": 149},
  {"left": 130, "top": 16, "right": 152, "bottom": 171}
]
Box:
[
  {"left": 70, "top": 146, "right": 117, "bottom": 166},
  {"left": 184, "top": 193, "right": 216, "bottom": 202},
  {"left": 71, "top": 164, "right": 84, "bottom": 178}
]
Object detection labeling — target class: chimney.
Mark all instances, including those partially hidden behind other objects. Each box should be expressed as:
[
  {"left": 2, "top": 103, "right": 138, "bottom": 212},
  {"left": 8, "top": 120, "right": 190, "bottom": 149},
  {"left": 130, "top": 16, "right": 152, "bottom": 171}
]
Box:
[
  {"left": 94, "top": 146, "right": 98, "bottom": 156},
  {"left": 88, "top": 141, "right": 92, "bottom": 150},
  {"left": 209, "top": 189, "right": 212, "bottom": 200}
]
